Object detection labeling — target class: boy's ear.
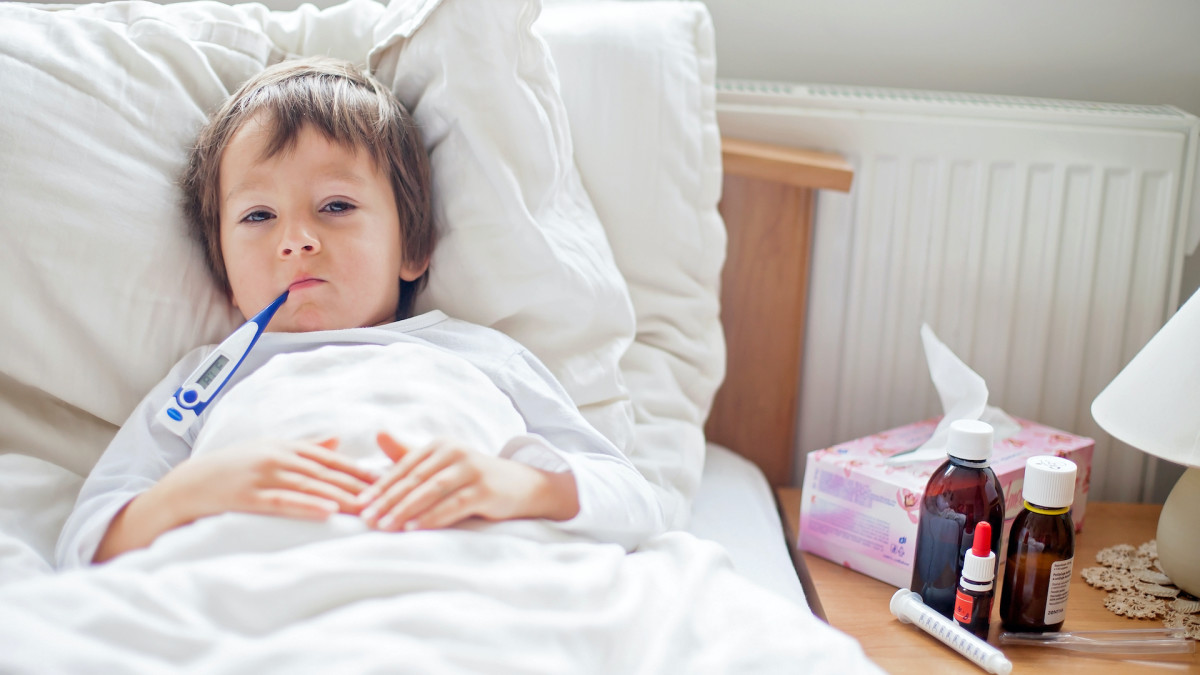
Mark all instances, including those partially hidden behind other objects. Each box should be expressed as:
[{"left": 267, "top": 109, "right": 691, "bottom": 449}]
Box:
[{"left": 399, "top": 257, "right": 429, "bottom": 282}]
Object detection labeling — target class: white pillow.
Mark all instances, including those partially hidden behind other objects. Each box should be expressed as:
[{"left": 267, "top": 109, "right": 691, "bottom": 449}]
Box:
[
  {"left": 59, "top": 0, "right": 386, "bottom": 63},
  {"left": 0, "top": 1, "right": 266, "bottom": 476},
  {"left": 368, "top": 0, "right": 637, "bottom": 451},
  {"left": 537, "top": 1, "right": 726, "bottom": 529}
]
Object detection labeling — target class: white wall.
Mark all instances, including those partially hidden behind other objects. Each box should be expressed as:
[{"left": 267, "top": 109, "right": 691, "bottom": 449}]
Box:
[
  {"left": 702, "top": 0, "right": 1199, "bottom": 502},
  {"left": 703, "top": 0, "right": 1200, "bottom": 116}
]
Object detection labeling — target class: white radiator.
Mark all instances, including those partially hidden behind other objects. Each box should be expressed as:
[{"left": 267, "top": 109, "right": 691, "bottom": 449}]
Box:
[{"left": 716, "top": 81, "right": 1200, "bottom": 502}]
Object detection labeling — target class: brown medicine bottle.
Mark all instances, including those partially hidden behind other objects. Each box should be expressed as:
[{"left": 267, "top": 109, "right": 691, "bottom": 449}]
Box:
[
  {"left": 999, "top": 455, "right": 1077, "bottom": 632},
  {"left": 909, "top": 419, "right": 1005, "bottom": 619}
]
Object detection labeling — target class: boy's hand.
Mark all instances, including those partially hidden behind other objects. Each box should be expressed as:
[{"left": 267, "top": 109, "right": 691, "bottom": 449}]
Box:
[
  {"left": 155, "top": 437, "right": 375, "bottom": 523},
  {"left": 94, "top": 437, "right": 376, "bottom": 564},
  {"left": 358, "top": 433, "right": 579, "bottom": 532}
]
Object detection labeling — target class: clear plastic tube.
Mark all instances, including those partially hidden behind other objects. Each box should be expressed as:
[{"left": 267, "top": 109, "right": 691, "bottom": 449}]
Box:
[
  {"left": 998, "top": 628, "right": 1195, "bottom": 654},
  {"left": 890, "top": 589, "right": 1013, "bottom": 675}
]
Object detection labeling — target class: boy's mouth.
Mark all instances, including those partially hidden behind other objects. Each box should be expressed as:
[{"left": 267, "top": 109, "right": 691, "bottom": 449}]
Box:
[{"left": 288, "top": 277, "right": 323, "bottom": 292}]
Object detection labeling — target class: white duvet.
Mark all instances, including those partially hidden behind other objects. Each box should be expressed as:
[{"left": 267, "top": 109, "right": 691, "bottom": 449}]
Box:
[
  {"left": 0, "top": 512, "right": 878, "bottom": 673},
  {"left": 0, "top": 345, "right": 880, "bottom": 672}
]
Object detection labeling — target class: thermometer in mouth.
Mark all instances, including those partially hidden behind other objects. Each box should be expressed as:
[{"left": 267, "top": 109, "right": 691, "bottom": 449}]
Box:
[{"left": 156, "top": 290, "right": 289, "bottom": 436}]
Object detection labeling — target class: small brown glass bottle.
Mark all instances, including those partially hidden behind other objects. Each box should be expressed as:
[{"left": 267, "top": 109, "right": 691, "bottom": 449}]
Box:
[
  {"left": 954, "top": 520, "right": 996, "bottom": 639},
  {"left": 910, "top": 420, "right": 1005, "bottom": 619},
  {"left": 999, "top": 455, "right": 1077, "bottom": 632}
]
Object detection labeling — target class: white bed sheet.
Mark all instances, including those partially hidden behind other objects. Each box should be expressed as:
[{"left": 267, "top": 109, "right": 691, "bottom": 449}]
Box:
[{"left": 688, "top": 443, "right": 806, "bottom": 607}]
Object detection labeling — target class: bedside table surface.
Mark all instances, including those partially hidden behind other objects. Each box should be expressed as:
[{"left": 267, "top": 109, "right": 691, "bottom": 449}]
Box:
[{"left": 776, "top": 488, "right": 1198, "bottom": 673}]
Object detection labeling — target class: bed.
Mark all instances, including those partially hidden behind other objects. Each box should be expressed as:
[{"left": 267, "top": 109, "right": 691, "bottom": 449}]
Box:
[{"left": 0, "top": 0, "right": 872, "bottom": 670}]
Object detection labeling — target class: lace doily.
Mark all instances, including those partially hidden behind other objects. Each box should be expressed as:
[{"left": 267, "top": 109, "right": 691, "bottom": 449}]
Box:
[{"left": 1080, "top": 539, "right": 1200, "bottom": 639}]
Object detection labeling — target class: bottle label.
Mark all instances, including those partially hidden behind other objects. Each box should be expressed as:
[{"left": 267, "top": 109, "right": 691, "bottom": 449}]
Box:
[
  {"left": 953, "top": 589, "right": 974, "bottom": 624},
  {"left": 1043, "top": 557, "right": 1074, "bottom": 624}
]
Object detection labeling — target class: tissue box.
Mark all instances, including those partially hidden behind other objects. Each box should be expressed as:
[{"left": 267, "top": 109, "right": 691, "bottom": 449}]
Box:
[{"left": 798, "top": 417, "right": 1093, "bottom": 588}]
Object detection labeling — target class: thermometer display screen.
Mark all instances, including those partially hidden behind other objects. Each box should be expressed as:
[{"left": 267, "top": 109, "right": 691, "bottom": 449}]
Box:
[{"left": 197, "top": 355, "right": 230, "bottom": 389}]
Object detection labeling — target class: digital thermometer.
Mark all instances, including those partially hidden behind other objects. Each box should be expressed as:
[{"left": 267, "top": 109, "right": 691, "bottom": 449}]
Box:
[{"left": 156, "top": 290, "right": 289, "bottom": 436}]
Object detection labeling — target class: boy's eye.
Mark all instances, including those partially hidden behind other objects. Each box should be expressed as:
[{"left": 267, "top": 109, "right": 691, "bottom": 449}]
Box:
[
  {"left": 242, "top": 210, "right": 274, "bottom": 224},
  {"left": 322, "top": 200, "right": 355, "bottom": 214}
]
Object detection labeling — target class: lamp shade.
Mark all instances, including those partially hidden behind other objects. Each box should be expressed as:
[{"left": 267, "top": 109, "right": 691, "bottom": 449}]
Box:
[
  {"left": 1092, "top": 286, "right": 1200, "bottom": 597},
  {"left": 1091, "top": 287, "right": 1200, "bottom": 468}
]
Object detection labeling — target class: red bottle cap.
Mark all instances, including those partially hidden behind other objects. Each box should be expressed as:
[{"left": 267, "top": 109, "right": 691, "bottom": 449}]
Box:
[{"left": 971, "top": 521, "right": 992, "bottom": 557}]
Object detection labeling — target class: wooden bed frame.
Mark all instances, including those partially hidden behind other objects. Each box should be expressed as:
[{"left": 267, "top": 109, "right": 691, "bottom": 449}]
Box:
[
  {"left": 705, "top": 137, "right": 853, "bottom": 618},
  {"left": 706, "top": 136, "right": 853, "bottom": 486}
]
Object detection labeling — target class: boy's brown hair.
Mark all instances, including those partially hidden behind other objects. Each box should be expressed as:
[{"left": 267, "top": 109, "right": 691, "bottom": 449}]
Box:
[{"left": 181, "top": 57, "right": 434, "bottom": 319}]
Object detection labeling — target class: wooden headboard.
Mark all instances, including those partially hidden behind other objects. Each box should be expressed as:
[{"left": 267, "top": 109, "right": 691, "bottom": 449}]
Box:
[{"left": 705, "top": 137, "right": 854, "bottom": 488}]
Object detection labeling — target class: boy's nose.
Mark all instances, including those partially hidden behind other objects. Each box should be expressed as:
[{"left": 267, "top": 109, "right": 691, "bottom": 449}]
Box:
[
  {"left": 280, "top": 243, "right": 316, "bottom": 256},
  {"left": 278, "top": 221, "right": 321, "bottom": 257}
]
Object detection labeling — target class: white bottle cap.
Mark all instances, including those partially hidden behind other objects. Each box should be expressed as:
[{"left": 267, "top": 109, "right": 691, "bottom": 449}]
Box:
[
  {"left": 946, "top": 419, "right": 994, "bottom": 461},
  {"left": 1022, "top": 455, "right": 1077, "bottom": 509},
  {"left": 962, "top": 522, "right": 996, "bottom": 586},
  {"left": 962, "top": 550, "right": 996, "bottom": 587}
]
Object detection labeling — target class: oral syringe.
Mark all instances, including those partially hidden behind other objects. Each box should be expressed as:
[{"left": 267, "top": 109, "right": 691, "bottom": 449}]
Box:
[{"left": 890, "top": 588, "right": 1012, "bottom": 675}]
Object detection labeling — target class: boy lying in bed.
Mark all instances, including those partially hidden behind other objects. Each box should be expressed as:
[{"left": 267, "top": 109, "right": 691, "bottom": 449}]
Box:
[{"left": 56, "top": 57, "right": 664, "bottom": 569}]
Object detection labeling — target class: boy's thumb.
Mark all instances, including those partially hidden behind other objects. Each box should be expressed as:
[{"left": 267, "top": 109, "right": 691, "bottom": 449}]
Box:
[{"left": 376, "top": 432, "right": 409, "bottom": 462}]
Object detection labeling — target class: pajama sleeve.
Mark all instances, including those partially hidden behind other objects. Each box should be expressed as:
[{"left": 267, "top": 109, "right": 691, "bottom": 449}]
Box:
[
  {"left": 483, "top": 348, "right": 667, "bottom": 551},
  {"left": 55, "top": 348, "right": 210, "bottom": 570}
]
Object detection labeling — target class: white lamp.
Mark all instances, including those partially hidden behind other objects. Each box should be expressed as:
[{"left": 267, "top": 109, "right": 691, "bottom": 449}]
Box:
[{"left": 1092, "top": 286, "right": 1200, "bottom": 597}]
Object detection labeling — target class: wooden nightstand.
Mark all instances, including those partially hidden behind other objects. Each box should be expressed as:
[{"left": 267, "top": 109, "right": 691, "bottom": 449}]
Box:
[{"left": 776, "top": 488, "right": 1198, "bottom": 673}]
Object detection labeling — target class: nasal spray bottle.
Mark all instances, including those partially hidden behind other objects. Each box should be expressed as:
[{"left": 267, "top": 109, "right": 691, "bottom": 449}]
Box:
[
  {"left": 954, "top": 521, "right": 996, "bottom": 639},
  {"left": 910, "top": 419, "right": 1005, "bottom": 618}
]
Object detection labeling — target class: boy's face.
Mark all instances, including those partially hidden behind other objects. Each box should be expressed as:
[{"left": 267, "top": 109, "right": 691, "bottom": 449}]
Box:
[{"left": 218, "top": 117, "right": 426, "bottom": 332}]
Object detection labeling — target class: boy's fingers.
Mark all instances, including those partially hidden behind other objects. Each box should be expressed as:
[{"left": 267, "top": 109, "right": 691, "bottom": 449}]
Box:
[
  {"left": 288, "top": 455, "right": 371, "bottom": 493},
  {"left": 317, "top": 437, "right": 339, "bottom": 451},
  {"left": 250, "top": 489, "right": 338, "bottom": 520},
  {"left": 374, "top": 465, "right": 469, "bottom": 530},
  {"left": 404, "top": 486, "right": 482, "bottom": 531},
  {"left": 400, "top": 446, "right": 461, "bottom": 489},
  {"left": 376, "top": 432, "right": 409, "bottom": 463},
  {"left": 360, "top": 441, "right": 435, "bottom": 504},
  {"left": 277, "top": 470, "right": 363, "bottom": 511},
  {"left": 293, "top": 445, "right": 377, "bottom": 485},
  {"left": 360, "top": 448, "right": 460, "bottom": 519}
]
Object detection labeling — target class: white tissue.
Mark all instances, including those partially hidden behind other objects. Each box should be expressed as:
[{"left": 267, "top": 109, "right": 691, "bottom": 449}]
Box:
[{"left": 886, "top": 324, "right": 1021, "bottom": 464}]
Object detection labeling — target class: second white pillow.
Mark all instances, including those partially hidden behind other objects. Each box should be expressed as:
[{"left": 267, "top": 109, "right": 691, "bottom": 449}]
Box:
[{"left": 369, "top": 0, "right": 638, "bottom": 451}]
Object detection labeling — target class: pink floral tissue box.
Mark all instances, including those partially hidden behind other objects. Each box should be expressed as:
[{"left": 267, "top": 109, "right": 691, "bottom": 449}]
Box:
[{"left": 797, "top": 417, "right": 1094, "bottom": 588}]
